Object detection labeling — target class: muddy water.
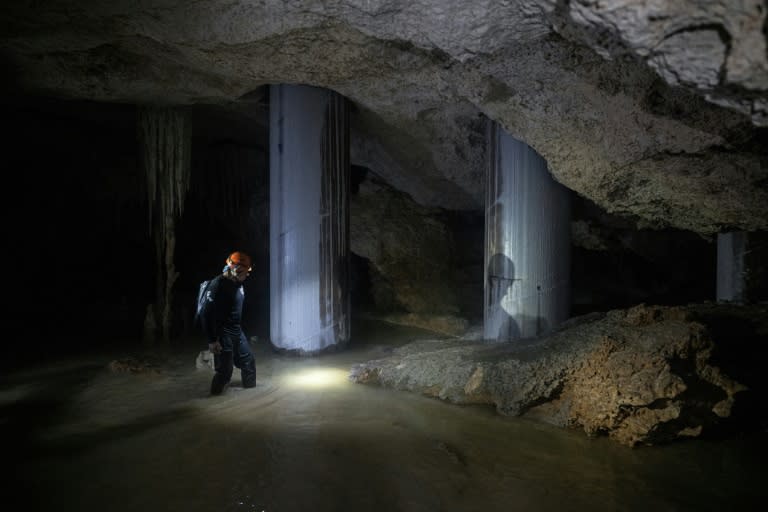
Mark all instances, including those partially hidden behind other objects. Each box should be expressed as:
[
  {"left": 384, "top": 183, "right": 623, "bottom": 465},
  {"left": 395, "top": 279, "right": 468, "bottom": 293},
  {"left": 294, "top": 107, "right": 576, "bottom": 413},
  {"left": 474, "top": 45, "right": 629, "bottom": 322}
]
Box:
[{"left": 2, "top": 320, "right": 765, "bottom": 512}]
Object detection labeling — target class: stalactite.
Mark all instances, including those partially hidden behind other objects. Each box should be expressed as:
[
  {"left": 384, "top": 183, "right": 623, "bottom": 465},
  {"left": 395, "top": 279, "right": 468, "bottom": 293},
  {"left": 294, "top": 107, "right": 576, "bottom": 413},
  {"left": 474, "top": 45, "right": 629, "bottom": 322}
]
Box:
[{"left": 138, "top": 107, "right": 191, "bottom": 343}]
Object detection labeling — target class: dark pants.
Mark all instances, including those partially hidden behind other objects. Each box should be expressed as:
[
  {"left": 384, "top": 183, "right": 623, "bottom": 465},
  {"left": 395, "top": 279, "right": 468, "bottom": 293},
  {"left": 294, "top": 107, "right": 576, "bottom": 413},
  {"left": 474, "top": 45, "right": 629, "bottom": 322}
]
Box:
[{"left": 211, "top": 331, "right": 256, "bottom": 394}]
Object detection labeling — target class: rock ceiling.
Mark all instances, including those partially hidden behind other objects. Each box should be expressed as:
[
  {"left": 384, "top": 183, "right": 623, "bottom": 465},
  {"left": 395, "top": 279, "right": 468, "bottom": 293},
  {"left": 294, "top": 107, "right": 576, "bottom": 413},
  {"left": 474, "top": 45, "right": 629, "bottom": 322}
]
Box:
[{"left": 1, "top": 0, "right": 766, "bottom": 234}]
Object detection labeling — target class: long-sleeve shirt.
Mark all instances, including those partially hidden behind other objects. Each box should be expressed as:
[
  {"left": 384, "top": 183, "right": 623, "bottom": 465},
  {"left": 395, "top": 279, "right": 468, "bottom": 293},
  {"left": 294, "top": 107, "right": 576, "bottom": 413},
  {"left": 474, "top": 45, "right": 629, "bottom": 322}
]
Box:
[{"left": 200, "top": 274, "right": 245, "bottom": 345}]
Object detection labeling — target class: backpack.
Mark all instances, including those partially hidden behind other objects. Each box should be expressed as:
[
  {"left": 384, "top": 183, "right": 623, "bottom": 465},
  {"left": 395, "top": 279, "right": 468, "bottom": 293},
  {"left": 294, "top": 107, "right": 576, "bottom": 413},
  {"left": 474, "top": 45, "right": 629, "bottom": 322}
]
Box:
[{"left": 194, "top": 277, "right": 215, "bottom": 326}]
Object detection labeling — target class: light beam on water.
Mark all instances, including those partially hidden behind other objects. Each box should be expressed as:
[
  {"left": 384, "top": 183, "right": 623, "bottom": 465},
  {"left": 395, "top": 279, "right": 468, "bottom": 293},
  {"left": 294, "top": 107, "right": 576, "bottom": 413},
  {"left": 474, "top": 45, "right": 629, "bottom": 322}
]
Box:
[{"left": 2, "top": 320, "right": 765, "bottom": 512}]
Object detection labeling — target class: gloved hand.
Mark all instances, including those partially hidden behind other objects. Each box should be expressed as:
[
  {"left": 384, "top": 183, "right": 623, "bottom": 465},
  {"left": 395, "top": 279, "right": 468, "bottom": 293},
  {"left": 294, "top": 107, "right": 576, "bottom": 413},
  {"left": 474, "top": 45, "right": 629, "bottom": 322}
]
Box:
[{"left": 208, "top": 341, "right": 223, "bottom": 355}]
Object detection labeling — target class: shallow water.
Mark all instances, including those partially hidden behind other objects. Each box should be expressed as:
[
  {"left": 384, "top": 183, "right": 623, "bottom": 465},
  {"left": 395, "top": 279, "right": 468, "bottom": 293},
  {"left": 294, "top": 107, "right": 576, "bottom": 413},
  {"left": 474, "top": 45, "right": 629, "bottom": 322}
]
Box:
[{"left": 2, "top": 320, "right": 766, "bottom": 512}]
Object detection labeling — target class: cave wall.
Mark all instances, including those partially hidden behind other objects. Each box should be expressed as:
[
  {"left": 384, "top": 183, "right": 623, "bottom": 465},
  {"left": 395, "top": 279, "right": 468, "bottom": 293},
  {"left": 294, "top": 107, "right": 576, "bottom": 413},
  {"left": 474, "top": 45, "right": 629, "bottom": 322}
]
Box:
[{"left": 350, "top": 170, "right": 483, "bottom": 334}]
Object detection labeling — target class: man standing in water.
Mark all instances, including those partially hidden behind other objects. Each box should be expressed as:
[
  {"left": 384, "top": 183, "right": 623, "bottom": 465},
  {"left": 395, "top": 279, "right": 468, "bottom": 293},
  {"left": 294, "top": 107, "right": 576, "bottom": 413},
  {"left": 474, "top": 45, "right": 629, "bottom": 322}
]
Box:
[{"left": 200, "top": 251, "right": 256, "bottom": 395}]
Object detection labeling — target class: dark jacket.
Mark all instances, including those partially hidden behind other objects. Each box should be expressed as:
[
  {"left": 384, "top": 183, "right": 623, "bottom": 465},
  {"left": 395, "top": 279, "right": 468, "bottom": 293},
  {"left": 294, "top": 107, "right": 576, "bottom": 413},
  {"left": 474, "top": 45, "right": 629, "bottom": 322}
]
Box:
[{"left": 200, "top": 274, "right": 245, "bottom": 345}]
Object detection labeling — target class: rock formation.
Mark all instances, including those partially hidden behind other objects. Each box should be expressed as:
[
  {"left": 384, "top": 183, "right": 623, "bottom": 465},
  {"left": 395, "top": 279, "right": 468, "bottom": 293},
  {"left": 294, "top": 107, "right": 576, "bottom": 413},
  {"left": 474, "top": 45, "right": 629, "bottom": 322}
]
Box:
[
  {"left": 1, "top": 0, "right": 766, "bottom": 234},
  {"left": 351, "top": 173, "right": 480, "bottom": 334},
  {"left": 350, "top": 303, "right": 767, "bottom": 446}
]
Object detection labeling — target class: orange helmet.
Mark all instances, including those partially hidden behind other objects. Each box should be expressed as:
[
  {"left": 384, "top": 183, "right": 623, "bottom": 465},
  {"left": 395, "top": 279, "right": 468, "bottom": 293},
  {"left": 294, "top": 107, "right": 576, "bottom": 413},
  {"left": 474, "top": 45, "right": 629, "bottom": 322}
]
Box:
[{"left": 226, "top": 251, "right": 252, "bottom": 271}]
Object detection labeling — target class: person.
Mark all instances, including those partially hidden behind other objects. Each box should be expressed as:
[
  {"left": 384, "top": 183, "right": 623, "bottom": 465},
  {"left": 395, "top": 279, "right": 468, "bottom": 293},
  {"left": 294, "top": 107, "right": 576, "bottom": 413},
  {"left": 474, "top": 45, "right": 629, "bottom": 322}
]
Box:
[{"left": 199, "top": 251, "right": 256, "bottom": 395}]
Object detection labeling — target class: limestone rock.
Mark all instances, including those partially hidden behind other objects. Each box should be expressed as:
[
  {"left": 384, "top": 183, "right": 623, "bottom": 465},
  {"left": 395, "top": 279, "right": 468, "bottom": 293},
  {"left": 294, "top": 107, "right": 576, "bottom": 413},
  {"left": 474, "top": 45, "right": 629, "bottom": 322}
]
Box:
[
  {"left": 555, "top": 0, "right": 768, "bottom": 125},
  {"left": 350, "top": 303, "right": 764, "bottom": 446},
  {"left": 1, "top": 1, "right": 766, "bottom": 233},
  {"left": 351, "top": 174, "right": 474, "bottom": 332},
  {"left": 571, "top": 219, "right": 610, "bottom": 251}
]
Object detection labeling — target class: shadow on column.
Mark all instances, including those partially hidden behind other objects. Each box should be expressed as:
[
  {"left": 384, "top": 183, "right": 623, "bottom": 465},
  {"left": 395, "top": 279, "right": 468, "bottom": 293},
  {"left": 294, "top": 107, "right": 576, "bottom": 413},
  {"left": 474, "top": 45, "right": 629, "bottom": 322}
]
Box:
[
  {"left": 486, "top": 253, "right": 552, "bottom": 341},
  {"left": 486, "top": 253, "right": 520, "bottom": 341}
]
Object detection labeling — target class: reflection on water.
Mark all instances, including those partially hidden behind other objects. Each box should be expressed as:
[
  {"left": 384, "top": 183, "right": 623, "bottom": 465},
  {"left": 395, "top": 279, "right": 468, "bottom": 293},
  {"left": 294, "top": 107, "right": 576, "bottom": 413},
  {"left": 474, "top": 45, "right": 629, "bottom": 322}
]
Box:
[{"left": 2, "top": 320, "right": 766, "bottom": 512}]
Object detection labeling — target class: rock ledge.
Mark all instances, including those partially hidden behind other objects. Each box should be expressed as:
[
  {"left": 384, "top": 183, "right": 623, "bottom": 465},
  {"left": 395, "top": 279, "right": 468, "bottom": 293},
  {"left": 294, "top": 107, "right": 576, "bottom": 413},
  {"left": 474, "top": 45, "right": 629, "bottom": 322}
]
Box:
[{"left": 350, "top": 303, "right": 766, "bottom": 446}]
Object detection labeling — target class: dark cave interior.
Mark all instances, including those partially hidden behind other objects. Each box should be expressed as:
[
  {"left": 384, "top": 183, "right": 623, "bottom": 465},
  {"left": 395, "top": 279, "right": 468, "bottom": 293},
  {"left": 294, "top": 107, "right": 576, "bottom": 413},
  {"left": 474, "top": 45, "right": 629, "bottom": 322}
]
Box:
[
  {"left": 2, "top": 4, "right": 768, "bottom": 509},
  {"left": 4, "top": 92, "right": 726, "bottom": 370}
]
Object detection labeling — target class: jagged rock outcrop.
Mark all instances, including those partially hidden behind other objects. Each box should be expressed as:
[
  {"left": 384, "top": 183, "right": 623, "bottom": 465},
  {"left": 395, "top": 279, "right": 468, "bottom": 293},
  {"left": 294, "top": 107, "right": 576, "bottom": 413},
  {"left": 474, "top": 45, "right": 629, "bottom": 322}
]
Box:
[
  {"left": 350, "top": 303, "right": 767, "bottom": 446},
  {"left": 1, "top": 1, "right": 766, "bottom": 233}
]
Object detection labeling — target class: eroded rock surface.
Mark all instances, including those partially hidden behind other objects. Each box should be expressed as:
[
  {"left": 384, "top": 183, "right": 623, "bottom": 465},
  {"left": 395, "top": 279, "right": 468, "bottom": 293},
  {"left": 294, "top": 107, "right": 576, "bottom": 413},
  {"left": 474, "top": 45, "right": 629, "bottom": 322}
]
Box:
[
  {"left": 554, "top": 0, "right": 768, "bottom": 124},
  {"left": 350, "top": 303, "right": 767, "bottom": 446},
  {"left": 351, "top": 174, "right": 479, "bottom": 334},
  {"left": 1, "top": 1, "right": 766, "bottom": 233}
]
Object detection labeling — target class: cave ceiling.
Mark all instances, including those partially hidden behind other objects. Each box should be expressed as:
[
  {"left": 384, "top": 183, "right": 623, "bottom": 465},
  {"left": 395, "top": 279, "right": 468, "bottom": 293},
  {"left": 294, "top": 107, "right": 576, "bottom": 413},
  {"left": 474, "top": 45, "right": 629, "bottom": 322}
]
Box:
[{"left": 1, "top": 0, "right": 766, "bottom": 234}]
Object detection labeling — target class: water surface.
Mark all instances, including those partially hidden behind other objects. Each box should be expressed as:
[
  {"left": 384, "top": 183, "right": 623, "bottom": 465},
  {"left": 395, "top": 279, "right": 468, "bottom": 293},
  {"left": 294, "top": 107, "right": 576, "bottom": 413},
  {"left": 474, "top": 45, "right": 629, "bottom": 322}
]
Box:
[{"left": 2, "top": 320, "right": 765, "bottom": 511}]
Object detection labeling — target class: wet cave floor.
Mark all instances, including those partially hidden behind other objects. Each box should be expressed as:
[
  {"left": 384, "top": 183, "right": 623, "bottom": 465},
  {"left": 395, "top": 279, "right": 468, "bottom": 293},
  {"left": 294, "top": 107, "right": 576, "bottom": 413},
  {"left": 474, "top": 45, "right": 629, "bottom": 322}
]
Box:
[{"left": 2, "top": 319, "right": 766, "bottom": 512}]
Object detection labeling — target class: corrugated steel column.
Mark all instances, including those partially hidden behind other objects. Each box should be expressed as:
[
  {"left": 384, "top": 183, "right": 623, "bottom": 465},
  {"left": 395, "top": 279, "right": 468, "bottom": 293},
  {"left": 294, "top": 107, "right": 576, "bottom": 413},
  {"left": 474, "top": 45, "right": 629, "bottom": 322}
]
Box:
[
  {"left": 270, "top": 84, "right": 350, "bottom": 354},
  {"left": 716, "top": 232, "right": 747, "bottom": 303},
  {"left": 484, "top": 121, "right": 571, "bottom": 341}
]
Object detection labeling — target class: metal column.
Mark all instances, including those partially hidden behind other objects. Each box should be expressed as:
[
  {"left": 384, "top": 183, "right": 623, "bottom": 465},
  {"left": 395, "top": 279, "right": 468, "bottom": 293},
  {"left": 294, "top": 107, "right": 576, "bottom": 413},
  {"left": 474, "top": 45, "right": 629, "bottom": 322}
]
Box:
[
  {"left": 484, "top": 122, "right": 571, "bottom": 341},
  {"left": 716, "top": 232, "right": 747, "bottom": 303},
  {"left": 270, "top": 84, "right": 350, "bottom": 353}
]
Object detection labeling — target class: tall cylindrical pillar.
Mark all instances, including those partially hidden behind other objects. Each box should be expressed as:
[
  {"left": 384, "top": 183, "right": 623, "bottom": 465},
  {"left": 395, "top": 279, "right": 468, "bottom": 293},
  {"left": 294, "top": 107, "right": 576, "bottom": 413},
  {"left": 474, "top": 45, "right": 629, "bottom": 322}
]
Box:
[
  {"left": 270, "top": 84, "right": 350, "bottom": 353},
  {"left": 484, "top": 122, "right": 571, "bottom": 341},
  {"left": 717, "top": 232, "right": 748, "bottom": 303}
]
